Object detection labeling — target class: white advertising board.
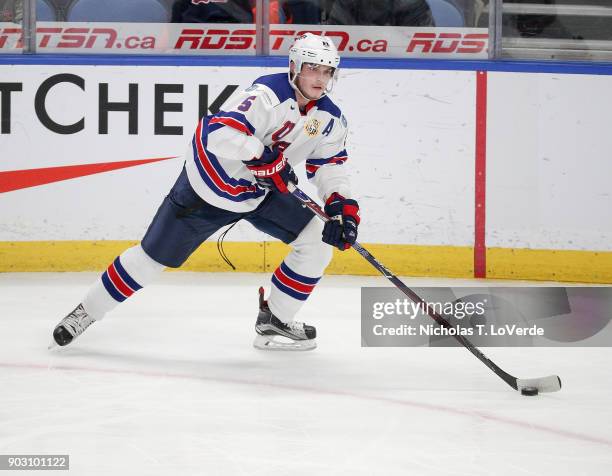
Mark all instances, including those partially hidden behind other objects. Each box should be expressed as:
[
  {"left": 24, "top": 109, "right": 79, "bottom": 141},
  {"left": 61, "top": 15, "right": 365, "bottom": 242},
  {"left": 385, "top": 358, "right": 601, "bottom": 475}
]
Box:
[
  {"left": 0, "top": 65, "right": 476, "bottom": 245},
  {"left": 487, "top": 72, "right": 612, "bottom": 251}
]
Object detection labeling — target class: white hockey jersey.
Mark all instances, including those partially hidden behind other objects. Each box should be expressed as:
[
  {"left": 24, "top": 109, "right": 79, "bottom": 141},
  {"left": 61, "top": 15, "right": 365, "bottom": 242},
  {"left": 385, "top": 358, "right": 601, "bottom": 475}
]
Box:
[{"left": 184, "top": 72, "right": 351, "bottom": 213}]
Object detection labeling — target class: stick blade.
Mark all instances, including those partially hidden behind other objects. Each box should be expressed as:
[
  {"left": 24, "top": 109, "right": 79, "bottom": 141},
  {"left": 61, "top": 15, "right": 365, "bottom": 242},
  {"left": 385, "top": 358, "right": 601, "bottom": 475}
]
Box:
[{"left": 517, "top": 375, "right": 562, "bottom": 393}]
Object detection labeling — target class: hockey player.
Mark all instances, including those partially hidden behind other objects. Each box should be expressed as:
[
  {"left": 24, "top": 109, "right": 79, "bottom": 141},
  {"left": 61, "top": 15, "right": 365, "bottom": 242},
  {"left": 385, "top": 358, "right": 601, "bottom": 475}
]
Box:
[{"left": 51, "top": 33, "right": 360, "bottom": 351}]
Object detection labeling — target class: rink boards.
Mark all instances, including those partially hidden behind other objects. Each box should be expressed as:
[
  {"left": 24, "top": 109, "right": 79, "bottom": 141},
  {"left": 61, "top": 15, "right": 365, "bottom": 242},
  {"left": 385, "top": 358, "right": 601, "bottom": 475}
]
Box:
[{"left": 0, "top": 60, "right": 611, "bottom": 282}]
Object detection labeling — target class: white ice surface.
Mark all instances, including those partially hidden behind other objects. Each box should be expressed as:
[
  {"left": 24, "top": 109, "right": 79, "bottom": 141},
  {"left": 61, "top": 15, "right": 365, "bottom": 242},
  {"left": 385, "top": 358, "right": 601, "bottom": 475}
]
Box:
[{"left": 0, "top": 272, "right": 611, "bottom": 476}]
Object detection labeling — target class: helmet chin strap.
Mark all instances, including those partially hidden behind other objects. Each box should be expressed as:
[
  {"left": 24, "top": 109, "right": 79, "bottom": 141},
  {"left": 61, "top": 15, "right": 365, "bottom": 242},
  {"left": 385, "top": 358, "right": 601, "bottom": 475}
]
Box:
[
  {"left": 289, "top": 72, "right": 333, "bottom": 101},
  {"left": 290, "top": 73, "right": 319, "bottom": 101}
]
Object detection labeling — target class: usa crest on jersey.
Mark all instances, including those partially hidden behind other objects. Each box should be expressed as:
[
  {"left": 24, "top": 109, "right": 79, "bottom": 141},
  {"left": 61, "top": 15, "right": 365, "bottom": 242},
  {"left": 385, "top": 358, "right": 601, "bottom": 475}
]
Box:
[{"left": 304, "top": 118, "right": 321, "bottom": 137}]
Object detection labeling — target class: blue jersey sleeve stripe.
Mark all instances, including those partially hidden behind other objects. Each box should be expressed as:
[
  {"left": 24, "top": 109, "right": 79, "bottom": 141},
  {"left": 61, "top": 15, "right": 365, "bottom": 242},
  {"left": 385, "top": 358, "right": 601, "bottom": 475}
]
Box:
[
  {"left": 217, "top": 111, "right": 257, "bottom": 135},
  {"left": 191, "top": 139, "right": 265, "bottom": 202}
]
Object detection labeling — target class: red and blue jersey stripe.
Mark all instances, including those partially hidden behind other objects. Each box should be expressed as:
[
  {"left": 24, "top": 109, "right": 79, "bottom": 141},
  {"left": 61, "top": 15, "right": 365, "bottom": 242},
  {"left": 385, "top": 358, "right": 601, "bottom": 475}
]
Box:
[
  {"left": 271, "top": 262, "right": 321, "bottom": 301},
  {"left": 192, "top": 116, "right": 265, "bottom": 202},
  {"left": 101, "top": 257, "right": 142, "bottom": 303},
  {"left": 208, "top": 110, "right": 256, "bottom": 136},
  {"left": 306, "top": 150, "right": 348, "bottom": 179}
]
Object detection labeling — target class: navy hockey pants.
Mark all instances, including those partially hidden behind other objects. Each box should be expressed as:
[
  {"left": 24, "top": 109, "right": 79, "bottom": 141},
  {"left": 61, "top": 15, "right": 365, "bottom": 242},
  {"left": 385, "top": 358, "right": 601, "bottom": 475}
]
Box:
[{"left": 141, "top": 167, "right": 315, "bottom": 268}]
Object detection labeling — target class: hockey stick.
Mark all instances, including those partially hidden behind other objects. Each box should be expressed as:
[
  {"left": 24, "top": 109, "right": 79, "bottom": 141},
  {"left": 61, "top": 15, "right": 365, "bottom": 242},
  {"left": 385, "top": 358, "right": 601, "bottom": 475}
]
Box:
[{"left": 288, "top": 183, "right": 562, "bottom": 394}]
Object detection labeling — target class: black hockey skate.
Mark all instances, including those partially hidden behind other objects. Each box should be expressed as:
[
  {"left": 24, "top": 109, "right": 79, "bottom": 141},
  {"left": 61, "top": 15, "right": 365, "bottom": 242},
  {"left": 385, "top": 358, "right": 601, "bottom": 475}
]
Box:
[
  {"left": 50, "top": 303, "right": 95, "bottom": 348},
  {"left": 254, "top": 287, "right": 317, "bottom": 351}
]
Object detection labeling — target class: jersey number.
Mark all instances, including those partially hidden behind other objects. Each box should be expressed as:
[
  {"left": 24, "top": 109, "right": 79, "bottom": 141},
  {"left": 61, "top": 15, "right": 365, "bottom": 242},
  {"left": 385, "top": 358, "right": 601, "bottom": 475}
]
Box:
[{"left": 237, "top": 96, "right": 257, "bottom": 112}]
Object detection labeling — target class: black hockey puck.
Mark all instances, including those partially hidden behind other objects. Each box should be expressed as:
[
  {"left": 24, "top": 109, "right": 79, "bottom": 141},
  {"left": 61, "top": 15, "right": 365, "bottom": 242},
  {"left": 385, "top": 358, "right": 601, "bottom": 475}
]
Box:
[{"left": 521, "top": 386, "right": 539, "bottom": 396}]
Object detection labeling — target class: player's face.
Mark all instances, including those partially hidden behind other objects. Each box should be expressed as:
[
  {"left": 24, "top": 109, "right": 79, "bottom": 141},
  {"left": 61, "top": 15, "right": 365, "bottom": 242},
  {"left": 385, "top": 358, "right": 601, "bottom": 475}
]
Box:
[{"left": 296, "top": 63, "right": 335, "bottom": 99}]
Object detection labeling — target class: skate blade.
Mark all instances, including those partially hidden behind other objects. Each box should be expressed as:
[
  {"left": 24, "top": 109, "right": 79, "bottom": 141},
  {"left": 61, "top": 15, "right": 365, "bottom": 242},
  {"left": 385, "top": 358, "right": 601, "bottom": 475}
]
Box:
[{"left": 253, "top": 334, "right": 317, "bottom": 351}]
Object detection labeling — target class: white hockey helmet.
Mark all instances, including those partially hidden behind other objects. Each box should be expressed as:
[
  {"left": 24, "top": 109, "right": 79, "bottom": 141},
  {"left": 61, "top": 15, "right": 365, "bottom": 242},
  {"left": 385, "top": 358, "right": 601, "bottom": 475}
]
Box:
[{"left": 288, "top": 33, "right": 340, "bottom": 99}]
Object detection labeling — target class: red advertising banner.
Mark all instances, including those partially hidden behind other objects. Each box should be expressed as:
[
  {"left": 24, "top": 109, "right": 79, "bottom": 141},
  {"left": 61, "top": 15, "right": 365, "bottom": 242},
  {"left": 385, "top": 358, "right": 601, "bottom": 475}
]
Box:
[{"left": 0, "top": 22, "right": 488, "bottom": 59}]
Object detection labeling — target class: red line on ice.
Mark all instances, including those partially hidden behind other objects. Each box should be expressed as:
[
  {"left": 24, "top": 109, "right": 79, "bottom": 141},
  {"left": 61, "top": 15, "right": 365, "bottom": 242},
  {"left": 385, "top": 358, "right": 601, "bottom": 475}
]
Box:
[{"left": 1, "top": 361, "right": 610, "bottom": 449}]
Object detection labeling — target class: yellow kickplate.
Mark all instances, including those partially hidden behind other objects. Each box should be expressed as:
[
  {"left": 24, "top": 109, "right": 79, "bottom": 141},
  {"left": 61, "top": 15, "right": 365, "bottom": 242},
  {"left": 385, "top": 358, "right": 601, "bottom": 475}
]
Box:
[{"left": 1, "top": 241, "right": 610, "bottom": 283}]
